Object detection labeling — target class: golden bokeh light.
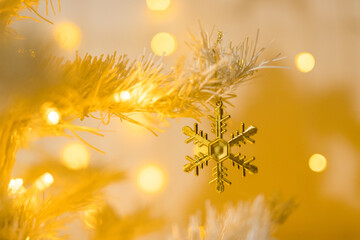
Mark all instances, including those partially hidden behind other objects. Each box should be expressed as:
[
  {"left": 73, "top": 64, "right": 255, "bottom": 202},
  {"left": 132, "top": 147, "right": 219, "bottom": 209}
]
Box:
[
  {"left": 295, "top": 52, "right": 315, "bottom": 73},
  {"left": 120, "top": 91, "right": 131, "bottom": 101},
  {"left": 62, "top": 142, "right": 90, "bottom": 170},
  {"left": 146, "top": 0, "right": 171, "bottom": 11},
  {"left": 35, "top": 172, "right": 54, "bottom": 191},
  {"left": 309, "top": 153, "right": 327, "bottom": 172},
  {"left": 46, "top": 108, "right": 61, "bottom": 125},
  {"left": 137, "top": 164, "right": 166, "bottom": 193},
  {"left": 114, "top": 91, "right": 131, "bottom": 103},
  {"left": 151, "top": 32, "right": 176, "bottom": 56},
  {"left": 8, "top": 178, "right": 23, "bottom": 194},
  {"left": 54, "top": 22, "right": 82, "bottom": 50}
]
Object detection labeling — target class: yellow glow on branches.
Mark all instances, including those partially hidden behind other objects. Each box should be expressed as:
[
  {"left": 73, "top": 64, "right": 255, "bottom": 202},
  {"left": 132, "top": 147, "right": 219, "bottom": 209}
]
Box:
[
  {"left": 8, "top": 178, "right": 23, "bottom": 194},
  {"left": 146, "top": 0, "right": 171, "bottom": 11},
  {"left": 82, "top": 208, "right": 99, "bottom": 229},
  {"left": 295, "top": 52, "right": 315, "bottom": 73},
  {"left": 62, "top": 142, "right": 90, "bottom": 170},
  {"left": 35, "top": 172, "right": 54, "bottom": 191},
  {"left": 188, "top": 226, "right": 206, "bottom": 240},
  {"left": 151, "top": 32, "right": 176, "bottom": 56},
  {"left": 54, "top": 22, "right": 82, "bottom": 50},
  {"left": 199, "top": 226, "right": 206, "bottom": 240},
  {"left": 114, "top": 93, "right": 120, "bottom": 103},
  {"left": 46, "top": 108, "right": 61, "bottom": 125},
  {"left": 137, "top": 164, "right": 166, "bottom": 193},
  {"left": 309, "top": 153, "right": 327, "bottom": 172}
]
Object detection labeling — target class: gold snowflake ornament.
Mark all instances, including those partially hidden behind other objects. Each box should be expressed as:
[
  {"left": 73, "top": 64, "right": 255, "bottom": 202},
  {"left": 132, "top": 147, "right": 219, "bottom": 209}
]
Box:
[{"left": 182, "top": 100, "right": 258, "bottom": 193}]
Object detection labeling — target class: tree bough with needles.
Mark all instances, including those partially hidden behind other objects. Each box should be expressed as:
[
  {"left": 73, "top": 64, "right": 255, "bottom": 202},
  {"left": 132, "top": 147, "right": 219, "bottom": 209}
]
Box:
[{"left": 0, "top": 1, "right": 284, "bottom": 239}]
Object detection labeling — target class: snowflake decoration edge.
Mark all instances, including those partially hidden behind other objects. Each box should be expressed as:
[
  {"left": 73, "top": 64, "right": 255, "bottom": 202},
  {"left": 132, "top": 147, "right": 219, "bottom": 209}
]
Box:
[{"left": 182, "top": 100, "right": 258, "bottom": 193}]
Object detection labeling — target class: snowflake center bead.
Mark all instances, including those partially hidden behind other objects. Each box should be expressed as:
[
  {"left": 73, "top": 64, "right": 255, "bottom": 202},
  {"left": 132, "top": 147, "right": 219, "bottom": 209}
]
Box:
[{"left": 209, "top": 139, "right": 229, "bottom": 162}]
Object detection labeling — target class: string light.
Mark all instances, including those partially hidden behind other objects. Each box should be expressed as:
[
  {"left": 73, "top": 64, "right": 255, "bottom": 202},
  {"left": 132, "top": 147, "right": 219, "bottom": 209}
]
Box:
[
  {"left": 146, "top": 0, "right": 171, "bottom": 11},
  {"left": 120, "top": 91, "right": 131, "bottom": 101},
  {"left": 46, "top": 108, "right": 61, "bottom": 125},
  {"left": 35, "top": 172, "right": 54, "bottom": 191},
  {"left": 62, "top": 142, "right": 90, "bottom": 170},
  {"left": 54, "top": 22, "right": 82, "bottom": 50},
  {"left": 114, "top": 91, "right": 131, "bottom": 103},
  {"left": 295, "top": 52, "right": 315, "bottom": 73},
  {"left": 8, "top": 178, "right": 23, "bottom": 194},
  {"left": 136, "top": 164, "right": 166, "bottom": 193},
  {"left": 309, "top": 153, "right": 327, "bottom": 172},
  {"left": 151, "top": 32, "right": 176, "bottom": 56}
]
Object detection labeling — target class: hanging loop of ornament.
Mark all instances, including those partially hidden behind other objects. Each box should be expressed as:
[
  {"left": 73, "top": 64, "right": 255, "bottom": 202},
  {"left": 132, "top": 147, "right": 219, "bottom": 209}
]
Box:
[
  {"left": 215, "top": 99, "right": 222, "bottom": 106},
  {"left": 182, "top": 100, "right": 258, "bottom": 193}
]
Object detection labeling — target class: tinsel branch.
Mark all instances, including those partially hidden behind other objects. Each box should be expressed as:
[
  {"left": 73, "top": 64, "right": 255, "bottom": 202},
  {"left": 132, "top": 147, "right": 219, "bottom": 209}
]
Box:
[
  {"left": 1, "top": 162, "right": 125, "bottom": 240},
  {"left": 90, "top": 205, "right": 163, "bottom": 240},
  {"left": 172, "top": 195, "right": 295, "bottom": 240},
  {"left": 0, "top": 0, "right": 60, "bottom": 36}
]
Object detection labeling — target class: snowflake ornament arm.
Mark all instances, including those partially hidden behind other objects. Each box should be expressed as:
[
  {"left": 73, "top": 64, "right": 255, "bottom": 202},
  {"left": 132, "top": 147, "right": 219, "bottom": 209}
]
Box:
[
  {"left": 228, "top": 123, "right": 257, "bottom": 146},
  {"left": 182, "top": 100, "right": 258, "bottom": 193},
  {"left": 183, "top": 123, "right": 211, "bottom": 175},
  {"left": 183, "top": 124, "right": 211, "bottom": 147},
  {"left": 229, "top": 154, "right": 258, "bottom": 176}
]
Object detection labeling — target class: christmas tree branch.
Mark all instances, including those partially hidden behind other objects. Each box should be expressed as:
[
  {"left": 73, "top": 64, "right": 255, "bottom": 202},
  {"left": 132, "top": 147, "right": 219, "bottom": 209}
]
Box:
[
  {"left": 0, "top": 0, "right": 59, "bottom": 36},
  {"left": 0, "top": 27, "right": 281, "bottom": 192},
  {"left": 173, "top": 195, "right": 295, "bottom": 240},
  {"left": 0, "top": 2, "right": 285, "bottom": 239},
  {"left": 1, "top": 162, "right": 124, "bottom": 240}
]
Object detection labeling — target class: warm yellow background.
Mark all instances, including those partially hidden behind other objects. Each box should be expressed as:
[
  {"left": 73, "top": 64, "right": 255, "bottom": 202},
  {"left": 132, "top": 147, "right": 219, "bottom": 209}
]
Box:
[{"left": 13, "top": 0, "right": 360, "bottom": 239}]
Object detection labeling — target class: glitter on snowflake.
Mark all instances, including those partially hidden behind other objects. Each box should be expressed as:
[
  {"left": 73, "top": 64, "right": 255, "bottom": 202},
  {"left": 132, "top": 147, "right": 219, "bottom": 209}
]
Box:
[{"left": 182, "top": 100, "right": 258, "bottom": 193}]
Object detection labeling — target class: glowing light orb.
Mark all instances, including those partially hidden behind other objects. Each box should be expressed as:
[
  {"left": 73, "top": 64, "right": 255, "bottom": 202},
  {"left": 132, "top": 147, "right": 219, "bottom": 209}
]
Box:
[
  {"left": 295, "top": 52, "right": 315, "bottom": 73},
  {"left": 62, "top": 142, "right": 90, "bottom": 170},
  {"left": 146, "top": 0, "right": 171, "bottom": 11},
  {"left": 309, "top": 153, "right": 327, "bottom": 172},
  {"left": 114, "top": 91, "right": 131, "bottom": 103},
  {"left": 137, "top": 164, "right": 166, "bottom": 193},
  {"left": 54, "top": 22, "right": 82, "bottom": 50},
  {"left": 151, "top": 32, "right": 176, "bottom": 56},
  {"left": 46, "top": 108, "right": 61, "bottom": 125},
  {"left": 35, "top": 172, "right": 54, "bottom": 191},
  {"left": 8, "top": 178, "right": 23, "bottom": 194},
  {"left": 120, "top": 91, "right": 131, "bottom": 101}
]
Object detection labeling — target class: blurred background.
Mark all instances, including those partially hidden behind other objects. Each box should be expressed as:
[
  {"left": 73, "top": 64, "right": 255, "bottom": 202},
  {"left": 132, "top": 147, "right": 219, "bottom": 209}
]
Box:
[{"left": 11, "top": 0, "right": 360, "bottom": 239}]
